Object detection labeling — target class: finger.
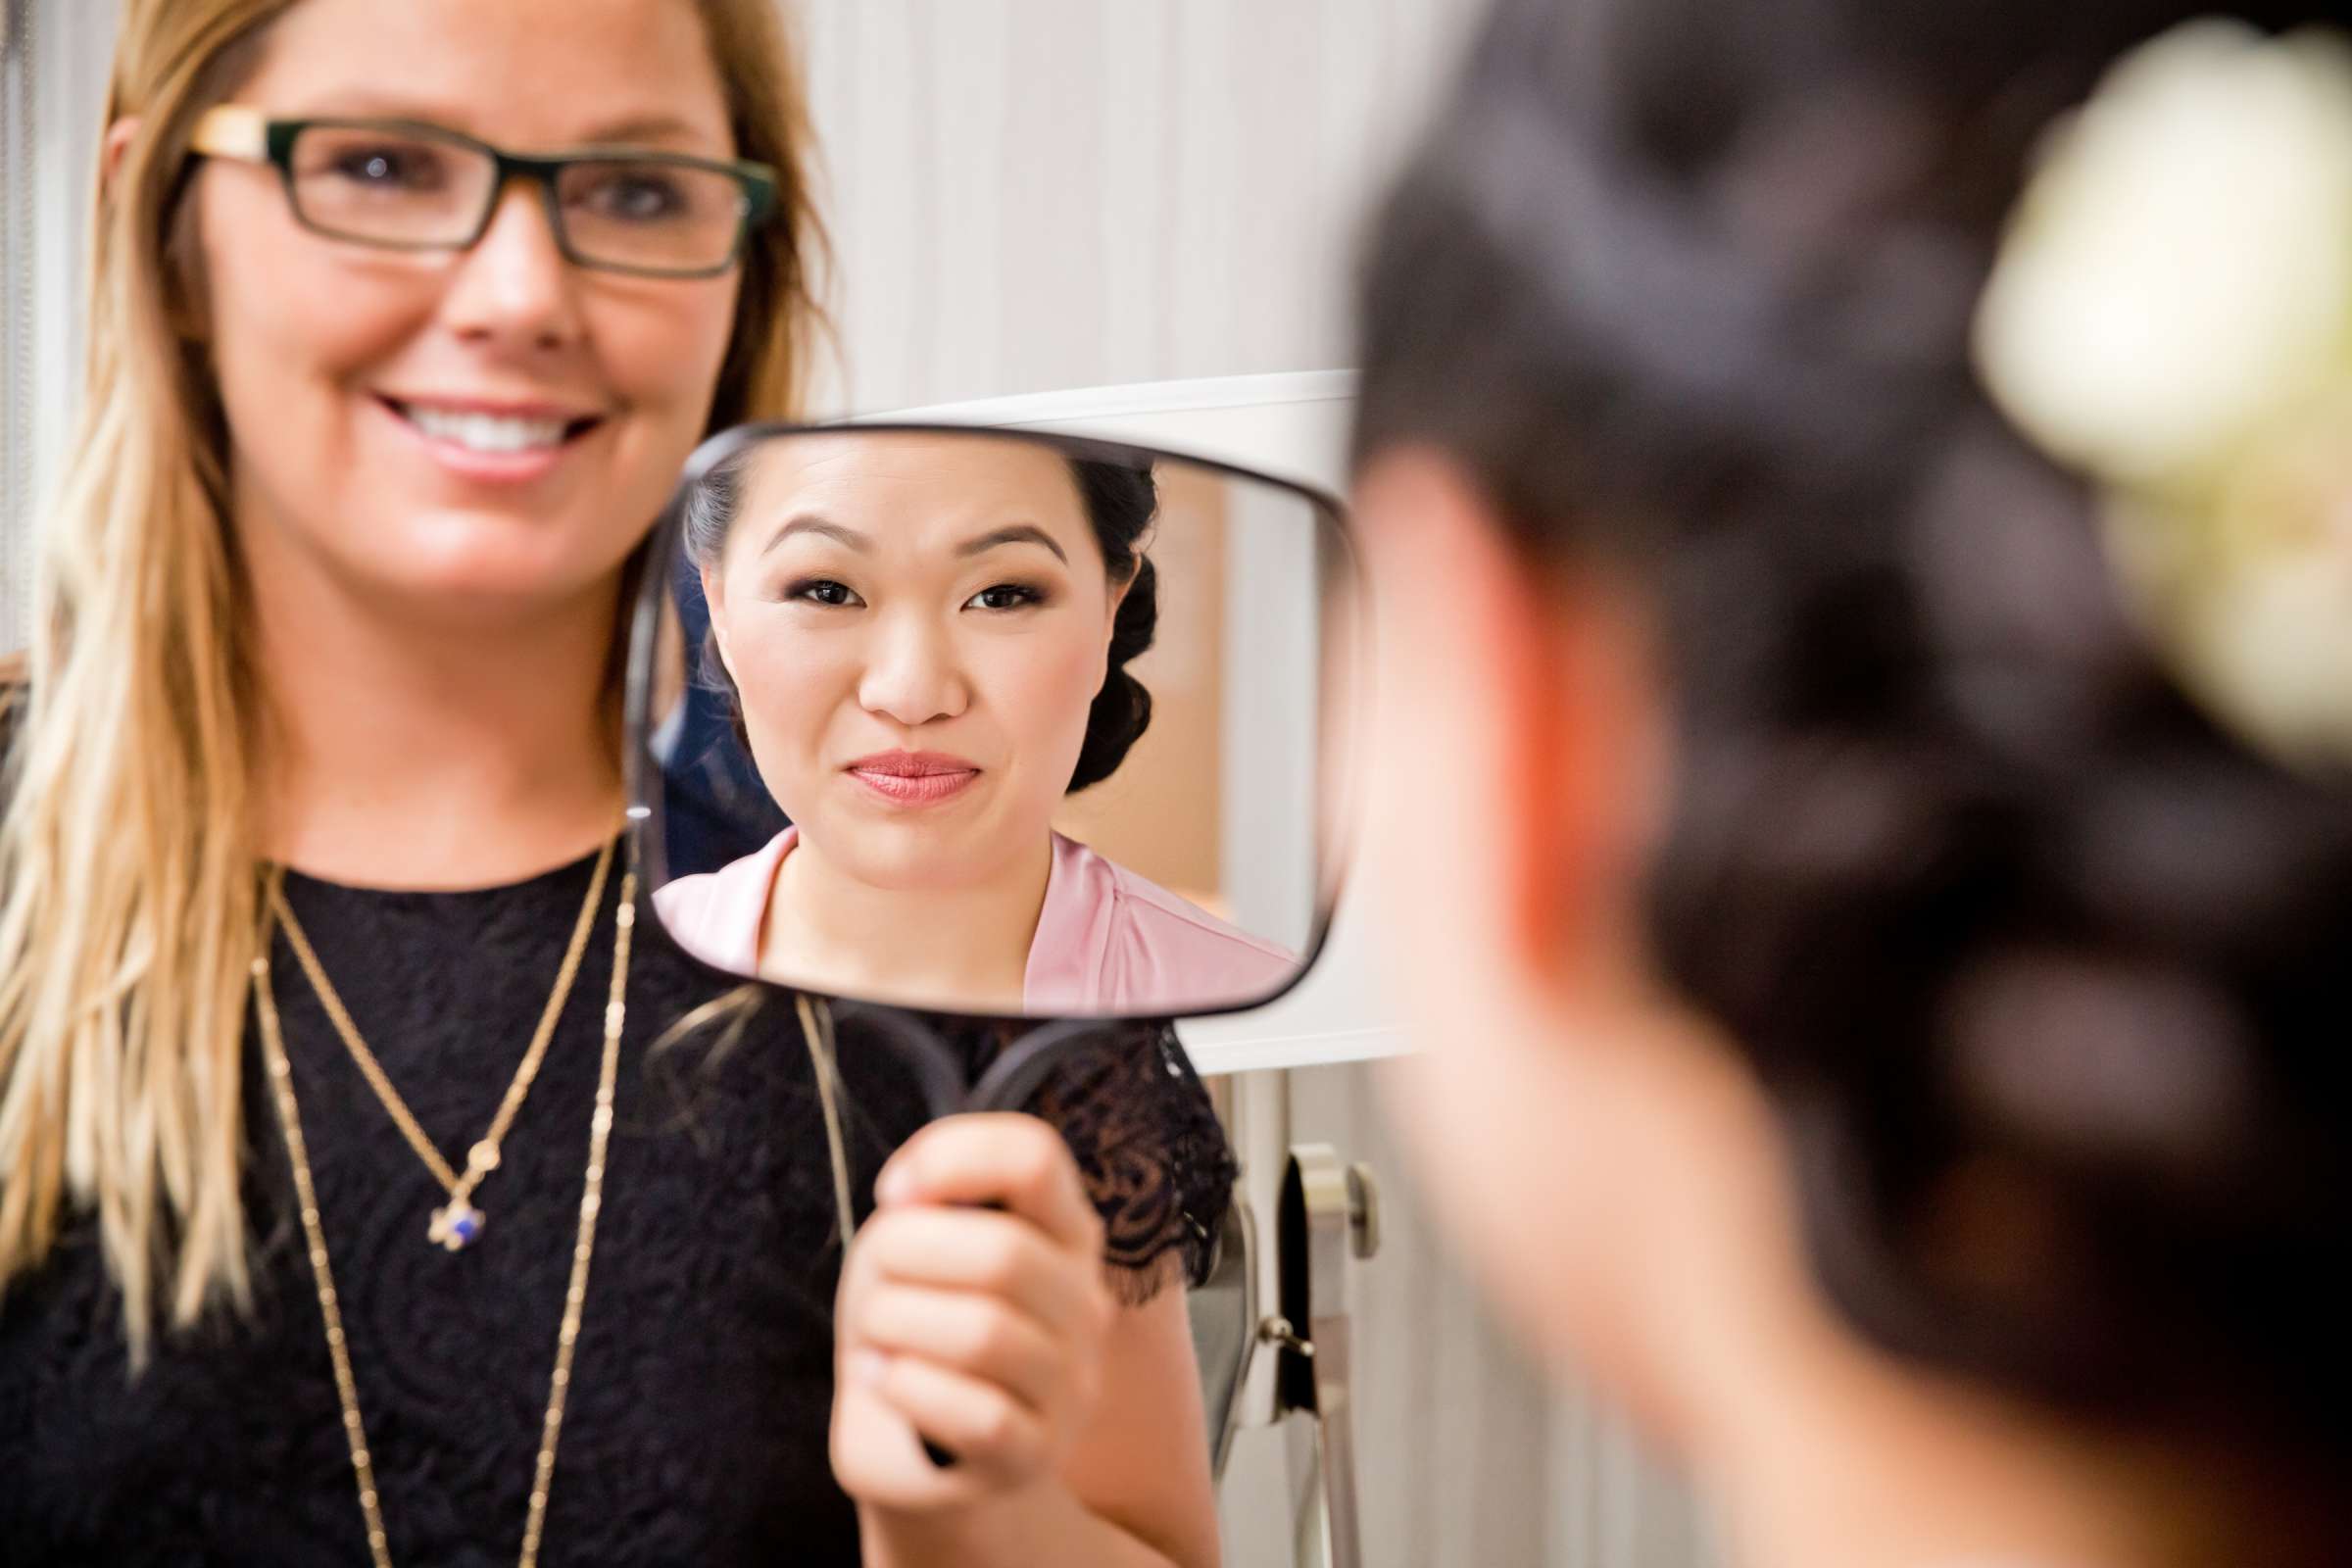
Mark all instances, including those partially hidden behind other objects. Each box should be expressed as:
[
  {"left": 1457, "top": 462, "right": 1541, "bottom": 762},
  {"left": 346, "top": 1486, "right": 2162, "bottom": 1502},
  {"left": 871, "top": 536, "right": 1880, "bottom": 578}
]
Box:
[
  {"left": 875, "top": 1113, "right": 1103, "bottom": 1254},
  {"left": 829, "top": 1384, "right": 994, "bottom": 1512},
  {"left": 847, "top": 1349, "right": 1053, "bottom": 1482},
  {"left": 852, "top": 1283, "right": 1067, "bottom": 1414},
  {"left": 843, "top": 1207, "right": 1104, "bottom": 1340}
]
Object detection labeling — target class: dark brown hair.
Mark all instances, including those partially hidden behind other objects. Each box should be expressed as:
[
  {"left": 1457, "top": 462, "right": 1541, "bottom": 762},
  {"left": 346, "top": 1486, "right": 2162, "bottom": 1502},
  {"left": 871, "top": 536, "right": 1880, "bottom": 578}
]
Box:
[{"left": 1354, "top": 0, "right": 2348, "bottom": 1463}]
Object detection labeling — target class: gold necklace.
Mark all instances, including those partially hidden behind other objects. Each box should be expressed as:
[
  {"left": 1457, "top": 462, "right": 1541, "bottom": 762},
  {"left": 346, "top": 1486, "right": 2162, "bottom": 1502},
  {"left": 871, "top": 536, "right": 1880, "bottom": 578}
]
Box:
[
  {"left": 254, "top": 859, "right": 638, "bottom": 1568},
  {"left": 267, "top": 836, "right": 613, "bottom": 1251}
]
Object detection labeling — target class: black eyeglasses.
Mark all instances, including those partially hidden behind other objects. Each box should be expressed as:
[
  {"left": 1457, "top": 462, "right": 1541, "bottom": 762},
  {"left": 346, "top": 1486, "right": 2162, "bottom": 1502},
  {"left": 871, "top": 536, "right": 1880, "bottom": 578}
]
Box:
[{"left": 188, "top": 106, "right": 779, "bottom": 280}]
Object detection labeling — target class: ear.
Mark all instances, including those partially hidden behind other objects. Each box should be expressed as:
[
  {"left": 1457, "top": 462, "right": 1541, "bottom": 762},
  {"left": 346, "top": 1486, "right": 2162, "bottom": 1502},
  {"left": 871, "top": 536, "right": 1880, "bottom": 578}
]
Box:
[
  {"left": 1102, "top": 567, "right": 1133, "bottom": 642},
  {"left": 1351, "top": 446, "right": 1665, "bottom": 987},
  {"left": 102, "top": 118, "right": 142, "bottom": 190},
  {"left": 116, "top": 114, "right": 220, "bottom": 345},
  {"left": 1087, "top": 567, "right": 1136, "bottom": 700}
]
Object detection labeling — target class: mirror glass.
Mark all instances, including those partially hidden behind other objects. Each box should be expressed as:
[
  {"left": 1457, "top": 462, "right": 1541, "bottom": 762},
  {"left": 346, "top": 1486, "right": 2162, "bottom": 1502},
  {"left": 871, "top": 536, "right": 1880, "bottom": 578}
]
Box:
[{"left": 628, "top": 425, "right": 1354, "bottom": 1019}]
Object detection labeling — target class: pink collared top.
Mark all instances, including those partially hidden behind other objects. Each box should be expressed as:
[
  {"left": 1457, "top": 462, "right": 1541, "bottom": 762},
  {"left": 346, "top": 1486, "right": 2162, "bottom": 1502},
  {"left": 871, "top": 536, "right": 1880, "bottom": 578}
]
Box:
[{"left": 654, "top": 826, "right": 1298, "bottom": 1015}]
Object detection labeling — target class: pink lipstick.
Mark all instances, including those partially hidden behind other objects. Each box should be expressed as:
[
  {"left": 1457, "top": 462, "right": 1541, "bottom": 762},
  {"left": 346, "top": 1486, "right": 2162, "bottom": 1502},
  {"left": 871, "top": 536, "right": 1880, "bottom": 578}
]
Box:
[{"left": 846, "top": 751, "right": 981, "bottom": 807}]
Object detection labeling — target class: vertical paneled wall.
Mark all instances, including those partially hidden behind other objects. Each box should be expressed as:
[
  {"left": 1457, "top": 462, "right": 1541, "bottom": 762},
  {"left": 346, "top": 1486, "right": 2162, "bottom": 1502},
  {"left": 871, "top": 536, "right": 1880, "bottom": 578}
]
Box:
[
  {"left": 792, "top": 0, "right": 1480, "bottom": 415},
  {"left": 0, "top": 0, "right": 116, "bottom": 650},
  {"left": 0, "top": 5, "right": 1721, "bottom": 1564}
]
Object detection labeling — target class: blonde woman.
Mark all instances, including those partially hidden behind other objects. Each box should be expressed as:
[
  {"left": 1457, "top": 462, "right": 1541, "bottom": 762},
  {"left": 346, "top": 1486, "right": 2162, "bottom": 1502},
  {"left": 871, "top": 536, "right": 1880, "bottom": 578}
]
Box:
[{"left": 0, "top": 4, "right": 1226, "bottom": 1565}]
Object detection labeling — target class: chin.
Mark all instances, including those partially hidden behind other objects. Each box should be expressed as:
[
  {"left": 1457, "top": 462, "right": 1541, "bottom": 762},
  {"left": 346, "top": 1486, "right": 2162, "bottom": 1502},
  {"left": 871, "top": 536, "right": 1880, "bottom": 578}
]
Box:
[
  {"left": 834, "top": 837, "right": 981, "bottom": 894},
  {"left": 807, "top": 807, "right": 1001, "bottom": 889},
  {"left": 366, "top": 519, "right": 633, "bottom": 608}
]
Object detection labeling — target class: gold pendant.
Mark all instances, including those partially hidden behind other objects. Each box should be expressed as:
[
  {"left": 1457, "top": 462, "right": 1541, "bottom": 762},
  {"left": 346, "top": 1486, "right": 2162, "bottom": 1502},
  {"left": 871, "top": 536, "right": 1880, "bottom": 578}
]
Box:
[{"left": 428, "top": 1199, "right": 484, "bottom": 1251}]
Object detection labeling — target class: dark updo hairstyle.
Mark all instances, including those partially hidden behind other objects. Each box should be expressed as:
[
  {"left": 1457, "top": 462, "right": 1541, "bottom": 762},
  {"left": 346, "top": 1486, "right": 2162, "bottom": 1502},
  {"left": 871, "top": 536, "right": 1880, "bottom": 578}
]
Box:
[
  {"left": 682, "top": 439, "right": 1159, "bottom": 794},
  {"left": 1355, "top": 0, "right": 2349, "bottom": 1466},
  {"left": 1064, "top": 456, "right": 1161, "bottom": 793}
]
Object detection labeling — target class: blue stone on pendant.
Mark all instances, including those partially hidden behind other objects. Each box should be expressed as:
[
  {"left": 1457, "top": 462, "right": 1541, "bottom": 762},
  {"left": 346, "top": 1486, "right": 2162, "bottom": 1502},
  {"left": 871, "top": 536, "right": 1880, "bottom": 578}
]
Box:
[{"left": 428, "top": 1200, "right": 484, "bottom": 1251}]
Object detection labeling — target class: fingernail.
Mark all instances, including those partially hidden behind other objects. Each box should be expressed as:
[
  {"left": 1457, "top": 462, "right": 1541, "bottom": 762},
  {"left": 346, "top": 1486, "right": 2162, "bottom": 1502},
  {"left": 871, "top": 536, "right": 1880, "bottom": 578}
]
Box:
[{"left": 848, "top": 1348, "right": 890, "bottom": 1387}]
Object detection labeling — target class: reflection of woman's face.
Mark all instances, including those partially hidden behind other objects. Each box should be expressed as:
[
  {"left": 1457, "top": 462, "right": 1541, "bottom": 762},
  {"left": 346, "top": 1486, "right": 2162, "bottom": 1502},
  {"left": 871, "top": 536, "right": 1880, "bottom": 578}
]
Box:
[{"left": 706, "top": 434, "right": 1124, "bottom": 892}]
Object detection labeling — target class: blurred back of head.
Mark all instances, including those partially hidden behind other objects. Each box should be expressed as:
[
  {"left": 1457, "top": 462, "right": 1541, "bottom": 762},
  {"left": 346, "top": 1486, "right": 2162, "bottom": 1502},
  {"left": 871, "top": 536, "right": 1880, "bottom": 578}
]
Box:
[{"left": 1355, "top": 0, "right": 2348, "bottom": 1467}]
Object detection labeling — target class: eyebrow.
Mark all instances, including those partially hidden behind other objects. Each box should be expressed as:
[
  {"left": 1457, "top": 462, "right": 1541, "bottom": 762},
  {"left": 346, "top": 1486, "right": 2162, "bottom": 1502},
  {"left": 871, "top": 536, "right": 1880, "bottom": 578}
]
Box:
[
  {"left": 957, "top": 524, "right": 1068, "bottom": 565},
  {"left": 760, "top": 516, "right": 1071, "bottom": 565},
  {"left": 273, "top": 97, "right": 721, "bottom": 151},
  {"left": 761, "top": 515, "right": 870, "bottom": 556},
  {"left": 575, "top": 113, "right": 720, "bottom": 150}
]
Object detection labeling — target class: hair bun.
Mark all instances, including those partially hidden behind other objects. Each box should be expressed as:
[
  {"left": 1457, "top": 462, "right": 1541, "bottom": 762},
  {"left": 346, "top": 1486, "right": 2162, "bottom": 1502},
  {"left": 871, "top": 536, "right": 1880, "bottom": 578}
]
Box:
[{"left": 1068, "top": 556, "right": 1157, "bottom": 793}]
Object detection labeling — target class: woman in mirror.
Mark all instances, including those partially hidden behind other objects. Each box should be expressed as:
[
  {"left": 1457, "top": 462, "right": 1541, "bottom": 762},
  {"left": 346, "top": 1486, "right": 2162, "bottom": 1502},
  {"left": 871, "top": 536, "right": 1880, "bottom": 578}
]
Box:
[
  {"left": 659, "top": 429, "right": 1298, "bottom": 1016},
  {"left": 0, "top": 4, "right": 1225, "bottom": 1564},
  {"left": 1348, "top": 0, "right": 2347, "bottom": 1562}
]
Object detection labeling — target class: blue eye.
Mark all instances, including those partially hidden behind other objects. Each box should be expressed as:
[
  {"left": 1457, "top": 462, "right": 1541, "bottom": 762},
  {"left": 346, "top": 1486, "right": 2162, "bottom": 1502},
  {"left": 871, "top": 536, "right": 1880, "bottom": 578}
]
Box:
[
  {"left": 572, "top": 168, "right": 692, "bottom": 223},
  {"left": 325, "top": 142, "right": 449, "bottom": 192}
]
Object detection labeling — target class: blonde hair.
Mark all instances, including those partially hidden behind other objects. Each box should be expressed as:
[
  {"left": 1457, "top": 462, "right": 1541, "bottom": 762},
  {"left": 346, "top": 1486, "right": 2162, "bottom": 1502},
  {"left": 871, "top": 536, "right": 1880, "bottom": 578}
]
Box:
[{"left": 0, "top": 0, "right": 827, "bottom": 1355}]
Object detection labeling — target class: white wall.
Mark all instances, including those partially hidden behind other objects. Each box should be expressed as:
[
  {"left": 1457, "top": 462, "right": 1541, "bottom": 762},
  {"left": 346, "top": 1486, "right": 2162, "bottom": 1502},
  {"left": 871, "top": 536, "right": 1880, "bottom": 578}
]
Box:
[
  {"left": 3, "top": 0, "right": 122, "bottom": 648},
  {"left": 795, "top": 0, "right": 1479, "bottom": 416},
  {"left": 0, "top": 6, "right": 1722, "bottom": 1565}
]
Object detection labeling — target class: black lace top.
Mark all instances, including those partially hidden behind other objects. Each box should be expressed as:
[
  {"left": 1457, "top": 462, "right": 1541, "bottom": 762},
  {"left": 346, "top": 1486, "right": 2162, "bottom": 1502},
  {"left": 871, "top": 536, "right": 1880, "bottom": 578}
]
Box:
[{"left": 0, "top": 844, "right": 1235, "bottom": 1566}]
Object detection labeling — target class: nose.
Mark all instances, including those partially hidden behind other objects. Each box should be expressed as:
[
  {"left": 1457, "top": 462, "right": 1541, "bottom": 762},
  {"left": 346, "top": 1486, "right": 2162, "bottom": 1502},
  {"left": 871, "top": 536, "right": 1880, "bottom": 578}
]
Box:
[
  {"left": 858, "top": 612, "right": 968, "bottom": 728},
  {"left": 438, "top": 178, "right": 586, "bottom": 353}
]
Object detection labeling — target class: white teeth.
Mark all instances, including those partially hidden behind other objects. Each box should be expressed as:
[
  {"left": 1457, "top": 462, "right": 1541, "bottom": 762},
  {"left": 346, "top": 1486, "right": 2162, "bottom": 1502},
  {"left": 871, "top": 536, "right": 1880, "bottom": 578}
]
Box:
[{"left": 402, "top": 405, "right": 572, "bottom": 454}]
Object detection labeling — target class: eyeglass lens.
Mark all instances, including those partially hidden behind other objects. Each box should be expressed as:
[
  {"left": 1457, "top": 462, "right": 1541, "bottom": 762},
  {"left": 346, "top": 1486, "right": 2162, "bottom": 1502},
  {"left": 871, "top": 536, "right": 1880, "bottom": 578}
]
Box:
[{"left": 285, "top": 122, "right": 750, "bottom": 274}]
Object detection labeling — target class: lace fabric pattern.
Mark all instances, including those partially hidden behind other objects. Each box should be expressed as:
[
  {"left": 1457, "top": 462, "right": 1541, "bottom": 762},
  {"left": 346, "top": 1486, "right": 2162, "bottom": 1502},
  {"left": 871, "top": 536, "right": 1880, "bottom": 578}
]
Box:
[
  {"left": 965, "top": 1017, "right": 1237, "bottom": 1301},
  {"left": 0, "top": 846, "right": 1236, "bottom": 1565}
]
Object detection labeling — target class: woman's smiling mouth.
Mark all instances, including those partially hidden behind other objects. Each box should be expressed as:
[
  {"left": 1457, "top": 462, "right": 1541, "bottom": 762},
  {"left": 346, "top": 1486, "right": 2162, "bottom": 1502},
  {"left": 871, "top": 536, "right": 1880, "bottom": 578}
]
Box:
[{"left": 377, "top": 395, "right": 609, "bottom": 483}]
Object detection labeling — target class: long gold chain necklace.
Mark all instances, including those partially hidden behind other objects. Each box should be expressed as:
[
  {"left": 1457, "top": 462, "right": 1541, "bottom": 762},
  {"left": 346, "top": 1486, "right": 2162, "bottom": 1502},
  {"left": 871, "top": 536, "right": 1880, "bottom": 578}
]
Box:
[
  {"left": 266, "top": 835, "right": 613, "bottom": 1251},
  {"left": 253, "top": 855, "right": 638, "bottom": 1568}
]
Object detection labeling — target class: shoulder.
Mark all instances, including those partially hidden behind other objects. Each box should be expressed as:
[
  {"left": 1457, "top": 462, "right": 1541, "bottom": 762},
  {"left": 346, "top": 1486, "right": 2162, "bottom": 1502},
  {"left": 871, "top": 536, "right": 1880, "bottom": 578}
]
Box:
[
  {"left": 1094, "top": 855, "right": 1295, "bottom": 968},
  {"left": 1048, "top": 834, "right": 1296, "bottom": 1008},
  {"left": 652, "top": 827, "right": 795, "bottom": 974}
]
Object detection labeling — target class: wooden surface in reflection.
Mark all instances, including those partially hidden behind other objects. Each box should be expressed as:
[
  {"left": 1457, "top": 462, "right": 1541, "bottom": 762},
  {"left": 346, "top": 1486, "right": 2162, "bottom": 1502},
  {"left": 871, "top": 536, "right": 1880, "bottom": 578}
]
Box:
[{"left": 1053, "top": 463, "right": 1230, "bottom": 915}]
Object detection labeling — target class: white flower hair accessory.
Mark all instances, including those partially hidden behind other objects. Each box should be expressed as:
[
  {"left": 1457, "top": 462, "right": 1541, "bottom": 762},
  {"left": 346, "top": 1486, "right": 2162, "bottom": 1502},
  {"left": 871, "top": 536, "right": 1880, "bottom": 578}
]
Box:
[{"left": 1974, "top": 18, "right": 2352, "bottom": 767}]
